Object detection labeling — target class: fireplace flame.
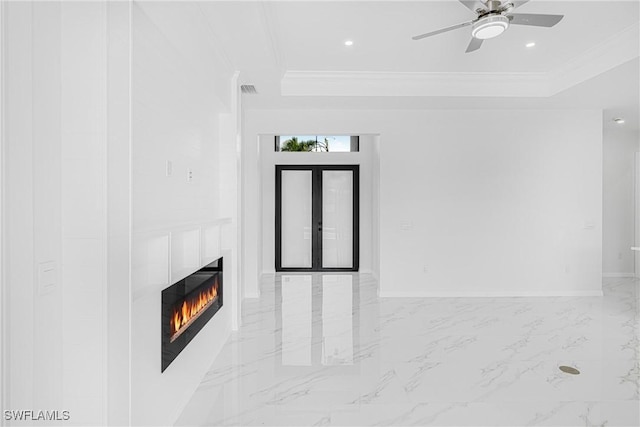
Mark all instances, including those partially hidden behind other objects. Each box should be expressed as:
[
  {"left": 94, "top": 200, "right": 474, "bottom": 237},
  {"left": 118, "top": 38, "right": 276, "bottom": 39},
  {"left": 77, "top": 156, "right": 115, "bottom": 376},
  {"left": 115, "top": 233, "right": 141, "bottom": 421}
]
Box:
[{"left": 170, "top": 280, "right": 218, "bottom": 340}]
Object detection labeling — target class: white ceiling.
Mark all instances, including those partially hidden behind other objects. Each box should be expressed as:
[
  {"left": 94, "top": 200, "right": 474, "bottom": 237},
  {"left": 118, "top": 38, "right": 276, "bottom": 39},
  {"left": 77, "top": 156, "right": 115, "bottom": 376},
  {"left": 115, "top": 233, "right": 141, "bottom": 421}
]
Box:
[
  {"left": 198, "top": 1, "right": 640, "bottom": 129},
  {"left": 271, "top": 1, "right": 638, "bottom": 72}
]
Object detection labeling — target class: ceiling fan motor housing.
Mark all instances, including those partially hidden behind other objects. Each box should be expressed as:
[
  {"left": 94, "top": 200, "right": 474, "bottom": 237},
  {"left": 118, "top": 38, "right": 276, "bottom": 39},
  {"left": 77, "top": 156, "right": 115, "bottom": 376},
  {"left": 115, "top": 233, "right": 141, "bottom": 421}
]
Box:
[{"left": 472, "top": 14, "right": 510, "bottom": 39}]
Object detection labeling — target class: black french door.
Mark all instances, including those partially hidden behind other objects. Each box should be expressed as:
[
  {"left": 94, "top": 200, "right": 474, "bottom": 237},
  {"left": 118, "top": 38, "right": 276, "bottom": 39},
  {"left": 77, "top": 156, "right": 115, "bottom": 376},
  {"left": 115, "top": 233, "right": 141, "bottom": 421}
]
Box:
[{"left": 275, "top": 165, "right": 359, "bottom": 272}]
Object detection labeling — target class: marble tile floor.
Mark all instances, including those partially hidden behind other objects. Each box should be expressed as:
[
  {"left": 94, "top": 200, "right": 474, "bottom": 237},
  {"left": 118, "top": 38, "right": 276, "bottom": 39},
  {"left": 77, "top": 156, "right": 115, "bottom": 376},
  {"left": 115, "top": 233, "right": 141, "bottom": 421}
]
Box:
[{"left": 177, "top": 274, "right": 640, "bottom": 426}]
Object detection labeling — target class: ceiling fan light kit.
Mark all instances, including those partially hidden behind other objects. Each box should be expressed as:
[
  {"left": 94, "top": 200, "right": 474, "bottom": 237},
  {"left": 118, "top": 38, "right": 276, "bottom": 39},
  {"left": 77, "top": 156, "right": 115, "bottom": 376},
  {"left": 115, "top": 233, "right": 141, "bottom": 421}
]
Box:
[
  {"left": 471, "top": 15, "right": 510, "bottom": 39},
  {"left": 412, "top": 0, "right": 564, "bottom": 53}
]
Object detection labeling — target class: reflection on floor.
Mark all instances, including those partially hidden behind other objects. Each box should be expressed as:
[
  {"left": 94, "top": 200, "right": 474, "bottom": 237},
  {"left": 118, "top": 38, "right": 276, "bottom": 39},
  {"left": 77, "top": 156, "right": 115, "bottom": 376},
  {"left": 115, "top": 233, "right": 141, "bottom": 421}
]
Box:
[{"left": 177, "top": 274, "right": 640, "bottom": 426}]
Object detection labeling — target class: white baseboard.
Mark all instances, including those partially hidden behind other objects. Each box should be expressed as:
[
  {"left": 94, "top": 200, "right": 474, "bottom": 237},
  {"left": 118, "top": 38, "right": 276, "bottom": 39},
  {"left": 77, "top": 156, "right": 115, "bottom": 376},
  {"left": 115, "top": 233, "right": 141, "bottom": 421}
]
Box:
[
  {"left": 603, "top": 273, "right": 635, "bottom": 278},
  {"left": 378, "top": 290, "right": 604, "bottom": 298}
]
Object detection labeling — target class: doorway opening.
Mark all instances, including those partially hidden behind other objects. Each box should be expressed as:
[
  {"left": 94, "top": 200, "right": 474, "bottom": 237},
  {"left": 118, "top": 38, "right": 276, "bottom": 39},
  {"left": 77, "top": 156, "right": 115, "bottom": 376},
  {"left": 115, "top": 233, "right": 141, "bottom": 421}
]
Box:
[{"left": 275, "top": 165, "right": 359, "bottom": 272}]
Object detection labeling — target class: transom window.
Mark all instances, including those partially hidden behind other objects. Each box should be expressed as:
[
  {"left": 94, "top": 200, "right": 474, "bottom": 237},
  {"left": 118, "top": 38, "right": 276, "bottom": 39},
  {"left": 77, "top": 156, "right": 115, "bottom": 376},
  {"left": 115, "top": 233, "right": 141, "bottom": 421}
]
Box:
[{"left": 275, "top": 135, "right": 359, "bottom": 152}]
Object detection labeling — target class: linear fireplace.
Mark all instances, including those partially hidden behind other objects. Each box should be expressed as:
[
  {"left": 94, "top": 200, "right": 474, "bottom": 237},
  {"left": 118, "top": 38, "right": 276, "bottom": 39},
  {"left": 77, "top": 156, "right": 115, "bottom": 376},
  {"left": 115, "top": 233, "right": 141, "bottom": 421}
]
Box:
[{"left": 161, "top": 258, "right": 223, "bottom": 372}]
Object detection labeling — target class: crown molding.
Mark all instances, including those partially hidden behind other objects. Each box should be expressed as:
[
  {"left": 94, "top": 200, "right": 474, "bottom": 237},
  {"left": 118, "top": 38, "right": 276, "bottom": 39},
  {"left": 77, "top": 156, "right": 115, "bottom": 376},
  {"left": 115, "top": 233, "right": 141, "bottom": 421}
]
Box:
[
  {"left": 282, "top": 22, "right": 639, "bottom": 98},
  {"left": 282, "top": 70, "right": 552, "bottom": 97},
  {"left": 549, "top": 21, "right": 639, "bottom": 95}
]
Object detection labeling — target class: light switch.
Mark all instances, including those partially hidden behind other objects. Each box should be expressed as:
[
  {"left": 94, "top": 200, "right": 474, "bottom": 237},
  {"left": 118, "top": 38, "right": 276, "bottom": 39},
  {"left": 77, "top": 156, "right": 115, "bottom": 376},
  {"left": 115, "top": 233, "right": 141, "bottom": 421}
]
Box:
[{"left": 166, "top": 161, "right": 173, "bottom": 177}]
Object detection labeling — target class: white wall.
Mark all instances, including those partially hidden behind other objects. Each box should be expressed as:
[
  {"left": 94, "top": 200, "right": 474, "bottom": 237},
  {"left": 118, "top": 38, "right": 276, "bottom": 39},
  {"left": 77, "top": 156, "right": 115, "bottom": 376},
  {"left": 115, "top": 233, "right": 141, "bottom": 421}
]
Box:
[
  {"left": 634, "top": 144, "right": 640, "bottom": 277},
  {"left": 242, "top": 133, "right": 261, "bottom": 297},
  {"left": 636, "top": 148, "right": 640, "bottom": 277},
  {"left": 130, "top": 3, "right": 236, "bottom": 425},
  {"left": 3, "top": 2, "right": 111, "bottom": 424},
  {"left": 257, "top": 134, "right": 375, "bottom": 277},
  {"left": 106, "top": 1, "right": 132, "bottom": 424},
  {"left": 372, "top": 135, "right": 381, "bottom": 280},
  {"left": 5, "top": 1, "right": 41, "bottom": 414},
  {"left": 603, "top": 127, "right": 639, "bottom": 277},
  {"left": 218, "top": 73, "right": 243, "bottom": 330},
  {"left": 60, "top": 4, "right": 110, "bottom": 422},
  {"left": 244, "top": 108, "right": 603, "bottom": 297},
  {"left": 2, "top": 2, "right": 239, "bottom": 425}
]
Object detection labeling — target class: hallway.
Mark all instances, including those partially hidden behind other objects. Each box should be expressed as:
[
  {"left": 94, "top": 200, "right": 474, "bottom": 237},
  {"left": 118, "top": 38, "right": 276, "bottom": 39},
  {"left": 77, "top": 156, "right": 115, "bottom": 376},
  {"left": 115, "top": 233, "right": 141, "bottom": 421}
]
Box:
[{"left": 177, "top": 274, "right": 639, "bottom": 426}]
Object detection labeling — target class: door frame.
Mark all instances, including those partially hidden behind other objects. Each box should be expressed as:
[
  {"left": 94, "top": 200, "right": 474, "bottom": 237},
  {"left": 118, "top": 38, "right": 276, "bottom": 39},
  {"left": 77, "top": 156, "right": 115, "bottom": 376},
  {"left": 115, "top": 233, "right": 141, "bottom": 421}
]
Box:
[{"left": 275, "top": 164, "right": 359, "bottom": 272}]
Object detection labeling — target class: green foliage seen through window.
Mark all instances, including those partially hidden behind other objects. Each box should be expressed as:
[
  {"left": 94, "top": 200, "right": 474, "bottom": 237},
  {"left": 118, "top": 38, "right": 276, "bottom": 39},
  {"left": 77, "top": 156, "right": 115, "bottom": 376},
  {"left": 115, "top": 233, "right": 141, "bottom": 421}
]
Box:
[{"left": 281, "top": 136, "right": 329, "bottom": 152}]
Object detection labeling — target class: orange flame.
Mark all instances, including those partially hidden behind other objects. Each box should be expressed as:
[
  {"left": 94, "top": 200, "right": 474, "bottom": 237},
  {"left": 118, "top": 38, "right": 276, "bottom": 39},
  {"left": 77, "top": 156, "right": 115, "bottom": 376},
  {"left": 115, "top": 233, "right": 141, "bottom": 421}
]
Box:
[{"left": 170, "top": 281, "right": 218, "bottom": 338}]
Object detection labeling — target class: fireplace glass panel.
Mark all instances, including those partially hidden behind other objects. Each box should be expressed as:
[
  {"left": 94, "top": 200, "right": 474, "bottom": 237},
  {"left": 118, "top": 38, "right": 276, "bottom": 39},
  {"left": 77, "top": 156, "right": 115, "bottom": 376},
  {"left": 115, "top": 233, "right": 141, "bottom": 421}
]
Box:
[{"left": 161, "top": 258, "right": 223, "bottom": 372}]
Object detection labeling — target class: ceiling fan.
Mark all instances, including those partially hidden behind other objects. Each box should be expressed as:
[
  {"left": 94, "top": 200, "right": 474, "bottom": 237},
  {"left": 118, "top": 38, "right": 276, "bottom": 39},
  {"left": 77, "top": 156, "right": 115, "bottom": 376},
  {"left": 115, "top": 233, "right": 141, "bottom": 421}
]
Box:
[{"left": 412, "top": 0, "right": 564, "bottom": 53}]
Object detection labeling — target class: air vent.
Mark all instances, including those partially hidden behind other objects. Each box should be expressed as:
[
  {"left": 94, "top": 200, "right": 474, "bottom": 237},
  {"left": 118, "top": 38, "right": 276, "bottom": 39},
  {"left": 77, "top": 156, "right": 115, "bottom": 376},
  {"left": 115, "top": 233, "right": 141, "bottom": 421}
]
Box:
[{"left": 240, "top": 85, "right": 258, "bottom": 94}]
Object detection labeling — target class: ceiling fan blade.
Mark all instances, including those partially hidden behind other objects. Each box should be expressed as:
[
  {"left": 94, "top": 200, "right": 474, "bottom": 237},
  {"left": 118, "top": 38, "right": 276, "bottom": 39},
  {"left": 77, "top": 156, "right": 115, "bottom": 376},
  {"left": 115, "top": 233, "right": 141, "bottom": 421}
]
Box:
[
  {"left": 508, "top": 13, "right": 564, "bottom": 27},
  {"left": 458, "top": 0, "right": 488, "bottom": 13},
  {"left": 465, "top": 37, "right": 484, "bottom": 53},
  {"left": 412, "top": 20, "right": 474, "bottom": 40}
]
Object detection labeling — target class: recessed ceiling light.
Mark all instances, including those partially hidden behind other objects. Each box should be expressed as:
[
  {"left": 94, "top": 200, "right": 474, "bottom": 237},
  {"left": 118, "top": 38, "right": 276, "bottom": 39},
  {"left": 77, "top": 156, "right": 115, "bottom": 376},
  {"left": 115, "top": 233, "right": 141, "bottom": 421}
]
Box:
[
  {"left": 344, "top": 40, "right": 354, "bottom": 46},
  {"left": 526, "top": 42, "right": 536, "bottom": 48},
  {"left": 613, "top": 118, "right": 625, "bottom": 124}
]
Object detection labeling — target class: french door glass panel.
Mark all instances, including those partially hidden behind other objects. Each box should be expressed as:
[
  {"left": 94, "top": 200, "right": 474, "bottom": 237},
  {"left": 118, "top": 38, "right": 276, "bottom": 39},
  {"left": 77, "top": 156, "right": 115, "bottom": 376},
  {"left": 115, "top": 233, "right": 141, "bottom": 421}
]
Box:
[
  {"left": 281, "top": 170, "right": 313, "bottom": 268},
  {"left": 322, "top": 171, "right": 353, "bottom": 268}
]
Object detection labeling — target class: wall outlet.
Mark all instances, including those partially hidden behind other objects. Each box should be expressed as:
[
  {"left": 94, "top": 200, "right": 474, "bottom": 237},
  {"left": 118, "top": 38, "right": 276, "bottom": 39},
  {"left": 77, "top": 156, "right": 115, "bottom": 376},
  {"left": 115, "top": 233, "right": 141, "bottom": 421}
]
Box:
[
  {"left": 423, "top": 266, "right": 429, "bottom": 273},
  {"left": 187, "top": 169, "right": 193, "bottom": 183}
]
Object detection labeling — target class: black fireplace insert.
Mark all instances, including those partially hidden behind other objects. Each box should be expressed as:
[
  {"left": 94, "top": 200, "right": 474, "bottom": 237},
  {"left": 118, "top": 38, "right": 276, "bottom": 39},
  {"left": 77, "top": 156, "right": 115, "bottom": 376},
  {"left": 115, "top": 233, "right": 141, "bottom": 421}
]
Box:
[{"left": 161, "top": 258, "right": 223, "bottom": 372}]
